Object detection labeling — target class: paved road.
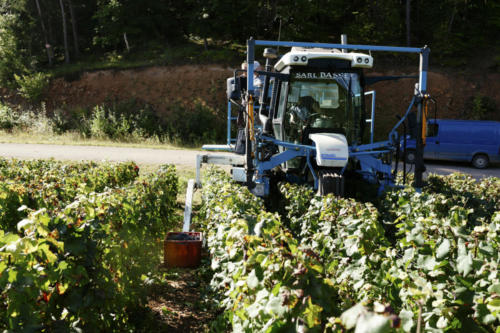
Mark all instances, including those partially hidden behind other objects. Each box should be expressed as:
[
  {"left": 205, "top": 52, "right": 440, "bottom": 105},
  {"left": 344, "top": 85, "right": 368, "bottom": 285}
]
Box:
[
  {"left": 398, "top": 160, "right": 500, "bottom": 179},
  {"left": 0, "top": 143, "right": 206, "bottom": 166},
  {"left": 1, "top": 143, "right": 499, "bottom": 179}
]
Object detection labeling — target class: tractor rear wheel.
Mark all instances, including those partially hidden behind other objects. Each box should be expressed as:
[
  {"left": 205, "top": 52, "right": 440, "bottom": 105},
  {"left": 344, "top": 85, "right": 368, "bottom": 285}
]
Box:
[
  {"left": 318, "top": 170, "right": 344, "bottom": 197},
  {"left": 405, "top": 149, "right": 416, "bottom": 164}
]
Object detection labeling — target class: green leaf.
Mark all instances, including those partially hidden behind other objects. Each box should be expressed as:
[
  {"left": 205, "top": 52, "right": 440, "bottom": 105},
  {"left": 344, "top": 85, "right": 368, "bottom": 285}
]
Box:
[
  {"left": 39, "top": 244, "right": 58, "bottom": 263},
  {"left": 247, "top": 301, "right": 262, "bottom": 318},
  {"left": 354, "top": 313, "right": 391, "bottom": 333},
  {"left": 420, "top": 255, "right": 437, "bottom": 271},
  {"left": 402, "top": 247, "right": 415, "bottom": 262},
  {"left": 478, "top": 242, "right": 494, "bottom": 256},
  {"left": 436, "top": 239, "right": 451, "bottom": 259},
  {"left": 20, "top": 238, "right": 38, "bottom": 255},
  {"left": 341, "top": 303, "right": 366, "bottom": 330},
  {"left": 0, "top": 233, "right": 19, "bottom": 248},
  {"left": 436, "top": 316, "right": 448, "bottom": 329},
  {"left": 488, "top": 284, "right": 500, "bottom": 294},
  {"left": 8, "top": 269, "right": 18, "bottom": 283},
  {"left": 288, "top": 242, "right": 298, "bottom": 254},
  {"left": 487, "top": 298, "right": 500, "bottom": 313},
  {"left": 0, "top": 261, "right": 6, "bottom": 274},
  {"left": 247, "top": 269, "right": 259, "bottom": 289},
  {"left": 265, "top": 294, "right": 286, "bottom": 316},
  {"left": 303, "top": 297, "right": 322, "bottom": 328},
  {"left": 457, "top": 253, "right": 473, "bottom": 277},
  {"left": 457, "top": 239, "right": 467, "bottom": 257},
  {"left": 475, "top": 303, "right": 496, "bottom": 325},
  {"left": 271, "top": 283, "right": 281, "bottom": 296},
  {"left": 399, "top": 309, "right": 414, "bottom": 332}
]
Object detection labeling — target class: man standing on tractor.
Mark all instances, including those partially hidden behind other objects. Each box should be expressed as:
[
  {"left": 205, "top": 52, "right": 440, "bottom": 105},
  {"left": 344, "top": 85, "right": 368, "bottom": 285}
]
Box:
[{"left": 235, "top": 60, "right": 263, "bottom": 154}]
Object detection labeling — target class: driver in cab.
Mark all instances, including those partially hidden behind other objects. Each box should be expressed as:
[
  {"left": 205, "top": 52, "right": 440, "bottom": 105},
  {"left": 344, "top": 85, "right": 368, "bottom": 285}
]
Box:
[{"left": 290, "top": 96, "right": 335, "bottom": 128}]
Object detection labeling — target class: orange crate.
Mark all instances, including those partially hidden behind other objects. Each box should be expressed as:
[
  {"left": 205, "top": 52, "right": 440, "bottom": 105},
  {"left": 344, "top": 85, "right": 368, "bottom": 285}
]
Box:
[{"left": 164, "top": 232, "right": 202, "bottom": 268}]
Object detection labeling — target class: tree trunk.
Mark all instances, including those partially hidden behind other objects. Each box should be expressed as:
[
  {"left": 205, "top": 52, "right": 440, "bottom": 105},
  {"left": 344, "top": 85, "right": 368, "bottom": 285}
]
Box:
[
  {"left": 67, "top": 0, "right": 80, "bottom": 59},
  {"left": 34, "top": 0, "right": 53, "bottom": 66},
  {"left": 123, "top": 33, "right": 130, "bottom": 52},
  {"left": 59, "top": 0, "right": 70, "bottom": 64},
  {"left": 448, "top": 5, "right": 457, "bottom": 34},
  {"left": 406, "top": 0, "right": 411, "bottom": 46}
]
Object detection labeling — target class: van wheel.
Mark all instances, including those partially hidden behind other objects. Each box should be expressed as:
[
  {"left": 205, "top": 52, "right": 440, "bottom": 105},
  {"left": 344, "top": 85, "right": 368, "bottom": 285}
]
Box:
[
  {"left": 405, "top": 150, "right": 416, "bottom": 164},
  {"left": 472, "top": 154, "right": 489, "bottom": 169}
]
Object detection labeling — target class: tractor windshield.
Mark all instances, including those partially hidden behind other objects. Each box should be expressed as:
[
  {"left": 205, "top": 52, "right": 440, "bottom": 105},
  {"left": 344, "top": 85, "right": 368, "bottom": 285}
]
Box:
[{"left": 284, "top": 72, "right": 364, "bottom": 144}]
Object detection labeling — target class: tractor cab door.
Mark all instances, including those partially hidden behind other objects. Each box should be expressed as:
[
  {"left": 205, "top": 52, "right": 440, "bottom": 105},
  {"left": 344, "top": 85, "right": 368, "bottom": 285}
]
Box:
[{"left": 272, "top": 80, "right": 288, "bottom": 144}]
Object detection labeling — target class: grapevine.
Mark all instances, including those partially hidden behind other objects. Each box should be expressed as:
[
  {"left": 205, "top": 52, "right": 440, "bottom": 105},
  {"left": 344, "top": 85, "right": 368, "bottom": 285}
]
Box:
[{"left": 201, "top": 168, "right": 500, "bottom": 332}]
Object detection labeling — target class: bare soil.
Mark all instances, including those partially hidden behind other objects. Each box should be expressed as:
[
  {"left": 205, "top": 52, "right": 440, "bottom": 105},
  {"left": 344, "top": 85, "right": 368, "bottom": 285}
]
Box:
[
  {"left": 37, "top": 64, "right": 500, "bottom": 141},
  {"left": 145, "top": 263, "right": 218, "bottom": 332},
  {"left": 46, "top": 65, "right": 233, "bottom": 117},
  {"left": 366, "top": 69, "right": 500, "bottom": 138}
]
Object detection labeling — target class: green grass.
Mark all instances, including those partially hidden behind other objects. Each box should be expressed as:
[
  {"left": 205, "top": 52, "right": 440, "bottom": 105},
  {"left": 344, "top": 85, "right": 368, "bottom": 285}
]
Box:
[{"left": 0, "top": 130, "right": 203, "bottom": 150}]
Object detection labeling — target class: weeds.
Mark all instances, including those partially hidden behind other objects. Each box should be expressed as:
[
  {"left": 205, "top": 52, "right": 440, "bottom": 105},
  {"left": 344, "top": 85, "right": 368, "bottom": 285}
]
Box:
[
  {"left": 14, "top": 72, "right": 50, "bottom": 103},
  {"left": 464, "top": 94, "right": 497, "bottom": 120},
  {"left": 0, "top": 99, "right": 226, "bottom": 147}
]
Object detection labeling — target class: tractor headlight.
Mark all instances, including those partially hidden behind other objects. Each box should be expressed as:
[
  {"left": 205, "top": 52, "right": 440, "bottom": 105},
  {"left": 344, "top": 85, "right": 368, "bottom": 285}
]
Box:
[
  {"left": 351, "top": 54, "right": 373, "bottom": 68},
  {"left": 301, "top": 56, "right": 307, "bottom": 62},
  {"left": 293, "top": 56, "right": 299, "bottom": 61}
]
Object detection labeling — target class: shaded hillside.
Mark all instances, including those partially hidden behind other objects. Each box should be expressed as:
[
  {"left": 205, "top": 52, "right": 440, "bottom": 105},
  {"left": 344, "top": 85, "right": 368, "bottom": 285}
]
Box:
[{"left": 38, "top": 64, "right": 500, "bottom": 142}]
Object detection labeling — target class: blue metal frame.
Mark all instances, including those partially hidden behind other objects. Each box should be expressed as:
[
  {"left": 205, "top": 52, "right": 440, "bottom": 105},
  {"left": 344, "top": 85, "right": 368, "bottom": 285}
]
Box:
[
  {"left": 226, "top": 101, "right": 237, "bottom": 145},
  {"left": 237, "top": 38, "right": 430, "bottom": 194},
  {"left": 246, "top": 39, "right": 427, "bottom": 97},
  {"left": 365, "top": 90, "right": 376, "bottom": 144}
]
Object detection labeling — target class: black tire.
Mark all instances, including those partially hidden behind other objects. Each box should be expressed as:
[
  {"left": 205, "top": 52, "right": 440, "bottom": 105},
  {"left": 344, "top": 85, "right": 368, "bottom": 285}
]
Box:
[
  {"left": 405, "top": 150, "right": 416, "bottom": 164},
  {"left": 472, "top": 154, "right": 489, "bottom": 169},
  {"left": 318, "top": 170, "right": 344, "bottom": 197}
]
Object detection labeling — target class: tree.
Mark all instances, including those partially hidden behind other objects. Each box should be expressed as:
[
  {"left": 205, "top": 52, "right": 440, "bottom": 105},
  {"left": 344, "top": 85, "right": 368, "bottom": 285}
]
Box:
[
  {"left": 59, "top": 0, "right": 70, "bottom": 63},
  {"left": 34, "top": 0, "right": 54, "bottom": 65},
  {"left": 93, "top": 0, "right": 189, "bottom": 50},
  {"left": 67, "top": 0, "right": 80, "bottom": 59},
  {"left": 406, "top": 0, "right": 411, "bottom": 46},
  {"left": 0, "top": 14, "right": 26, "bottom": 85}
]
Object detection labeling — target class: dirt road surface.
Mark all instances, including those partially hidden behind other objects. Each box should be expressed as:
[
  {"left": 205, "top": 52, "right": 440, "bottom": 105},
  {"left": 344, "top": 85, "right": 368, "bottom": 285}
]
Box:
[{"left": 1, "top": 143, "right": 499, "bottom": 179}]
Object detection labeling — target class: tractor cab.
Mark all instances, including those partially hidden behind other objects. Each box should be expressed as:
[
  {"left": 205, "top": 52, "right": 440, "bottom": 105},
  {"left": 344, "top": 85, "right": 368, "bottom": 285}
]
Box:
[{"left": 269, "top": 47, "right": 373, "bottom": 171}]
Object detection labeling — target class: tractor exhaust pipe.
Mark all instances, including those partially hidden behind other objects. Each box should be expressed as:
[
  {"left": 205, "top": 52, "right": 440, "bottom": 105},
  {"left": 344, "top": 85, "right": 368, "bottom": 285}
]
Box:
[{"left": 341, "top": 34, "right": 348, "bottom": 53}]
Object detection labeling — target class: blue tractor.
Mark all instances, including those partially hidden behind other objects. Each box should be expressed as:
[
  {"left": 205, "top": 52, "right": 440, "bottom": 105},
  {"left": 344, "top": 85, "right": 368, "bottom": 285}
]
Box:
[
  {"left": 201, "top": 36, "right": 429, "bottom": 195},
  {"left": 182, "top": 36, "right": 432, "bottom": 230}
]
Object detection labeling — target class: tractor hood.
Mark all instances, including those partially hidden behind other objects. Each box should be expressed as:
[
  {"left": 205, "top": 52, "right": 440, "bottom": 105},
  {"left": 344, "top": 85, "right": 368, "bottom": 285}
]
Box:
[{"left": 309, "top": 133, "right": 349, "bottom": 168}]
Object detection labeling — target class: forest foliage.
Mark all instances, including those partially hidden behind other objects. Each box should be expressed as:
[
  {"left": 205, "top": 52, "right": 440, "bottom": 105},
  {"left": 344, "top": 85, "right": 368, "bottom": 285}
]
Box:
[{"left": 0, "top": 0, "right": 499, "bottom": 89}]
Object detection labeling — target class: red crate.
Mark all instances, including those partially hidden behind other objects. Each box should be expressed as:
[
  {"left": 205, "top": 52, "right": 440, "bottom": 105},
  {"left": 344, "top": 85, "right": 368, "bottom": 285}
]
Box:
[{"left": 164, "top": 232, "right": 202, "bottom": 268}]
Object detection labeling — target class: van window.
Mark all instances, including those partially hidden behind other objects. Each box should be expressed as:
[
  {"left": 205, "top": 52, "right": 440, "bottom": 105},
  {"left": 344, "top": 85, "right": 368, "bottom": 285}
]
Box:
[{"left": 427, "top": 123, "right": 439, "bottom": 137}]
